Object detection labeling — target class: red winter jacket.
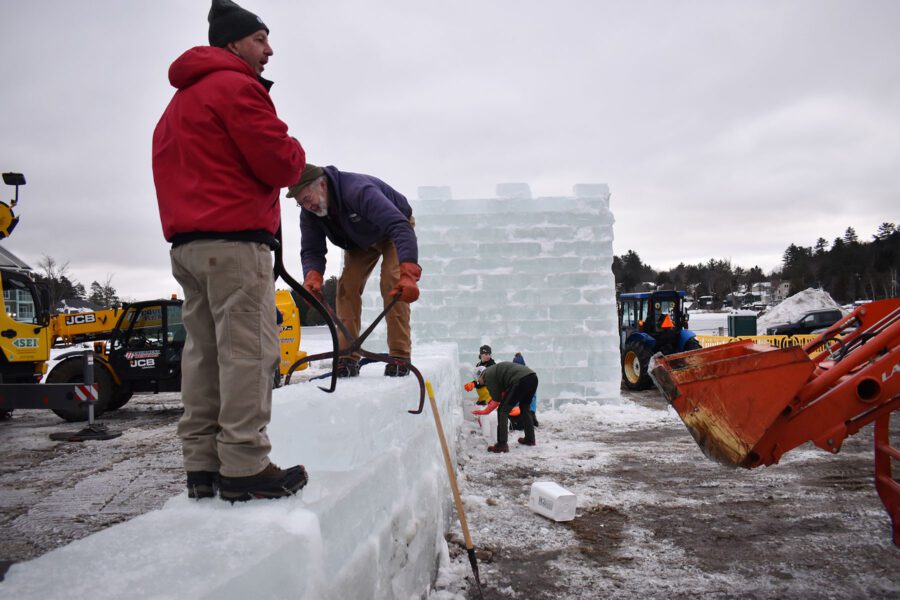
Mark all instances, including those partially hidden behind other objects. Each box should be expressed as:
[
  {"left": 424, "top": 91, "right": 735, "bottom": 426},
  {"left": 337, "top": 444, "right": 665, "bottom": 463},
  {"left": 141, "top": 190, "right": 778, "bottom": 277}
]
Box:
[{"left": 153, "top": 46, "right": 304, "bottom": 243}]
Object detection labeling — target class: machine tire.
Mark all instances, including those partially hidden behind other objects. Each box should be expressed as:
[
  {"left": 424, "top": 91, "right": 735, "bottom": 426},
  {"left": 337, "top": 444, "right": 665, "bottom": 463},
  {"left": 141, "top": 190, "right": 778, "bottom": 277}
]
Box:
[
  {"left": 47, "top": 357, "right": 113, "bottom": 422},
  {"left": 682, "top": 337, "right": 702, "bottom": 352},
  {"left": 107, "top": 384, "right": 134, "bottom": 411},
  {"left": 622, "top": 340, "right": 654, "bottom": 390}
]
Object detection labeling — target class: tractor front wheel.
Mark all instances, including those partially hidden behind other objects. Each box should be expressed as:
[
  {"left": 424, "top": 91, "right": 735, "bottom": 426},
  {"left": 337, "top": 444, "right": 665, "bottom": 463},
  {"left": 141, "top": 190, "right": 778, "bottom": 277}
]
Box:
[
  {"left": 107, "top": 383, "right": 134, "bottom": 411},
  {"left": 682, "top": 337, "right": 702, "bottom": 352},
  {"left": 622, "top": 340, "right": 654, "bottom": 390}
]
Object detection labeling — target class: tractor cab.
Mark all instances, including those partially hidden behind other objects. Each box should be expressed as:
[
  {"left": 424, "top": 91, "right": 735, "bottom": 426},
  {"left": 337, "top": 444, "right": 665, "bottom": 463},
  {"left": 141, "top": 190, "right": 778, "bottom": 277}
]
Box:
[
  {"left": 106, "top": 299, "right": 184, "bottom": 394},
  {"left": 619, "top": 290, "right": 689, "bottom": 343},
  {"left": 618, "top": 290, "right": 699, "bottom": 390}
]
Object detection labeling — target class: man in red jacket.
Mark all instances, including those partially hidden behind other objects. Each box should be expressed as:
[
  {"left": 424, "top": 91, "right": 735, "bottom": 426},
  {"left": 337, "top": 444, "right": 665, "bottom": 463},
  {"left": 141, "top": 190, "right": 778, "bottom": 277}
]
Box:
[{"left": 152, "top": 0, "right": 307, "bottom": 502}]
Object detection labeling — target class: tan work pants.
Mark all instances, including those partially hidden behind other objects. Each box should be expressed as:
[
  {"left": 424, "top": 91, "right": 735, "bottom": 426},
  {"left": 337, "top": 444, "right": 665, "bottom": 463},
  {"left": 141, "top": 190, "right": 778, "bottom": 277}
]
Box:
[
  {"left": 171, "top": 240, "right": 280, "bottom": 477},
  {"left": 337, "top": 239, "right": 412, "bottom": 360}
]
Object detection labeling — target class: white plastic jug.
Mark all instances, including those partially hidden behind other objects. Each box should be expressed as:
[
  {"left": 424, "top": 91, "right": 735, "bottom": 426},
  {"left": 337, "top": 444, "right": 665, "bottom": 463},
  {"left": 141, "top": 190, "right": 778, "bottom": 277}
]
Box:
[
  {"left": 529, "top": 481, "right": 577, "bottom": 522},
  {"left": 479, "top": 411, "right": 497, "bottom": 444}
]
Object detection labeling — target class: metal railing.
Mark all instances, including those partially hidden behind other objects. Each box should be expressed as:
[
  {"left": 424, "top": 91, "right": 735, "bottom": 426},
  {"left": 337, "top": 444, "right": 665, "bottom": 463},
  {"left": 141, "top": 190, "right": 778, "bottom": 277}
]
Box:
[{"left": 696, "top": 334, "right": 828, "bottom": 354}]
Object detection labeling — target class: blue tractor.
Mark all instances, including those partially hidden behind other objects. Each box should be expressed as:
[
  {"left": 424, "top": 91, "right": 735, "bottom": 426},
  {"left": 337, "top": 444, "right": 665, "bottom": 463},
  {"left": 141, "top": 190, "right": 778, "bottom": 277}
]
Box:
[{"left": 618, "top": 290, "right": 701, "bottom": 390}]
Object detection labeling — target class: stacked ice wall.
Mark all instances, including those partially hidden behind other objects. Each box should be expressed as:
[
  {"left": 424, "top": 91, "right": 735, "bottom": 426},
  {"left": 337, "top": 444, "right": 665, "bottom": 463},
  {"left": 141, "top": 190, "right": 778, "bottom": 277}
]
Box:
[{"left": 362, "top": 183, "right": 620, "bottom": 406}]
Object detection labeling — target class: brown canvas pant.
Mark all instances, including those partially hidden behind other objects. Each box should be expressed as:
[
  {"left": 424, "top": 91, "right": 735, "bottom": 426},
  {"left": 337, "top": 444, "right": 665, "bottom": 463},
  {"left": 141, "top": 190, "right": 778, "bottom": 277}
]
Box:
[
  {"left": 337, "top": 239, "right": 412, "bottom": 360},
  {"left": 170, "top": 240, "right": 280, "bottom": 477}
]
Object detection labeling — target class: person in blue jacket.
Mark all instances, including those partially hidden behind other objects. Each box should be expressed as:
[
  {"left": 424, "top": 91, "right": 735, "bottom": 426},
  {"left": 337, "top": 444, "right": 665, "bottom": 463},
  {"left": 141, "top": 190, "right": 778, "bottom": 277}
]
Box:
[
  {"left": 511, "top": 352, "right": 539, "bottom": 428},
  {"left": 288, "top": 164, "right": 421, "bottom": 377}
]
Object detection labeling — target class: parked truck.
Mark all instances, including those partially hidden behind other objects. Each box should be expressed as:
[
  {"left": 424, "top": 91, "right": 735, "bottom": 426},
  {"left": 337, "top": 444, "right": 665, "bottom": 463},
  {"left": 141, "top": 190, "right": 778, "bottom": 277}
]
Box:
[{"left": 764, "top": 307, "right": 844, "bottom": 336}]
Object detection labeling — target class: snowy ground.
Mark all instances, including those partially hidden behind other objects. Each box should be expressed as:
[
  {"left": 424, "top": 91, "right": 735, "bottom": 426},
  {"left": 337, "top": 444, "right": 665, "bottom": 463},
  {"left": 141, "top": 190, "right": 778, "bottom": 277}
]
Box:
[
  {"left": 1, "top": 324, "right": 899, "bottom": 598},
  {"left": 442, "top": 393, "right": 899, "bottom": 599}
]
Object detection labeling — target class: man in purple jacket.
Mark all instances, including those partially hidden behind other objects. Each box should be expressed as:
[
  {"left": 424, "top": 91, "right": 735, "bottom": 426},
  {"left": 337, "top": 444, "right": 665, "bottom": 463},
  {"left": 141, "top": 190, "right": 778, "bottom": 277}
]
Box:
[{"left": 287, "top": 164, "right": 421, "bottom": 377}]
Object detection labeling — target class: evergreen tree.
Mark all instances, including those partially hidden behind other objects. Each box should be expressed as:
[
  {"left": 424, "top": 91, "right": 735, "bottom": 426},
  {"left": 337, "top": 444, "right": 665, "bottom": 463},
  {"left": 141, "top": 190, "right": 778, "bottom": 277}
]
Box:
[
  {"left": 814, "top": 237, "right": 829, "bottom": 255},
  {"left": 747, "top": 266, "right": 765, "bottom": 285},
  {"left": 88, "top": 276, "right": 120, "bottom": 309},
  {"left": 613, "top": 222, "right": 896, "bottom": 306},
  {"left": 612, "top": 250, "right": 655, "bottom": 292},
  {"left": 874, "top": 222, "right": 896, "bottom": 241}
]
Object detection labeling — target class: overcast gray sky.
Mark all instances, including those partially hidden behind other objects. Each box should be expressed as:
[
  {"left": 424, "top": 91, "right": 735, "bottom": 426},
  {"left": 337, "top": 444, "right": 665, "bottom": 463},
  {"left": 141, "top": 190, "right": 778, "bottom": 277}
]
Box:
[{"left": 1, "top": 1, "right": 897, "bottom": 300}]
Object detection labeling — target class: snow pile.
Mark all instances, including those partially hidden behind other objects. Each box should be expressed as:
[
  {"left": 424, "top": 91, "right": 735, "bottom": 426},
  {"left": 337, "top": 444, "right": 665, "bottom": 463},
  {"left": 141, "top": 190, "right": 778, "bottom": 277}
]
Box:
[
  {"left": 361, "top": 183, "right": 621, "bottom": 408},
  {"left": 0, "top": 343, "right": 463, "bottom": 600},
  {"left": 756, "top": 287, "right": 843, "bottom": 334}
]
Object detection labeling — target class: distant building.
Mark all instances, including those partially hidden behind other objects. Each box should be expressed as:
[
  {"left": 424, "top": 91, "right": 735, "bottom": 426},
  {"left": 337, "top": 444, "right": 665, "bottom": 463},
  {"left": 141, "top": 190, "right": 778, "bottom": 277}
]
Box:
[
  {"left": 0, "top": 244, "right": 32, "bottom": 272},
  {"left": 748, "top": 281, "right": 790, "bottom": 306},
  {"left": 0, "top": 245, "right": 36, "bottom": 322},
  {"left": 773, "top": 282, "right": 791, "bottom": 303}
]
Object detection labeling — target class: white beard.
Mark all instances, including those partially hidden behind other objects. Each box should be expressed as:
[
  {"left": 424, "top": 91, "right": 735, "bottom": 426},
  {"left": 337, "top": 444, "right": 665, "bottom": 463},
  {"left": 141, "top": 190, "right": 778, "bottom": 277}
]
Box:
[{"left": 308, "top": 205, "right": 328, "bottom": 218}]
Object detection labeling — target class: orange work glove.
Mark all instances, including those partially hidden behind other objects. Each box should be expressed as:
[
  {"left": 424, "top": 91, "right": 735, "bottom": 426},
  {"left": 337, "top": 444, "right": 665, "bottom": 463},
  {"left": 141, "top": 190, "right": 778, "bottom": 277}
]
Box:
[
  {"left": 472, "top": 400, "right": 500, "bottom": 416},
  {"left": 464, "top": 381, "right": 475, "bottom": 392},
  {"left": 391, "top": 262, "right": 421, "bottom": 303},
  {"left": 303, "top": 270, "right": 323, "bottom": 296},
  {"left": 509, "top": 406, "right": 521, "bottom": 417}
]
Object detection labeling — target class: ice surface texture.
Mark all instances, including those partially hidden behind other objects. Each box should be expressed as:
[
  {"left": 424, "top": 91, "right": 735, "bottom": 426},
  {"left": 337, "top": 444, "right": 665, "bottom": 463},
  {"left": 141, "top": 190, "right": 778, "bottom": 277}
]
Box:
[{"left": 361, "top": 183, "right": 621, "bottom": 407}]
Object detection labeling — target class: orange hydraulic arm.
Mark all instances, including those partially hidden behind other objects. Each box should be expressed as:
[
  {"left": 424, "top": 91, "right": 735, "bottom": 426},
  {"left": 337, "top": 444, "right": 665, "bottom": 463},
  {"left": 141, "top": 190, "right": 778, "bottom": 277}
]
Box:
[{"left": 650, "top": 299, "right": 900, "bottom": 546}]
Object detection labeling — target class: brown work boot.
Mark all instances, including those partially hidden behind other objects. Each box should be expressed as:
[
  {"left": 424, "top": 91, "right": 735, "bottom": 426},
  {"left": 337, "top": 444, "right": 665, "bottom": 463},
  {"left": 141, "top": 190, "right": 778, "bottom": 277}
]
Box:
[
  {"left": 517, "top": 437, "right": 536, "bottom": 446},
  {"left": 384, "top": 357, "right": 411, "bottom": 377},
  {"left": 487, "top": 443, "right": 509, "bottom": 453},
  {"left": 186, "top": 470, "right": 219, "bottom": 499},
  {"left": 219, "top": 463, "right": 308, "bottom": 503},
  {"left": 335, "top": 359, "right": 360, "bottom": 378}
]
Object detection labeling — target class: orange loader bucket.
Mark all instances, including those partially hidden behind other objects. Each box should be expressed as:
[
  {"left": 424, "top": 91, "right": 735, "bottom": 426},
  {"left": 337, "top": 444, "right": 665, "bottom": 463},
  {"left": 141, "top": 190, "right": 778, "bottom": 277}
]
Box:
[
  {"left": 650, "top": 299, "right": 900, "bottom": 546},
  {"left": 650, "top": 340, "right": 816, "bottom": 467}
]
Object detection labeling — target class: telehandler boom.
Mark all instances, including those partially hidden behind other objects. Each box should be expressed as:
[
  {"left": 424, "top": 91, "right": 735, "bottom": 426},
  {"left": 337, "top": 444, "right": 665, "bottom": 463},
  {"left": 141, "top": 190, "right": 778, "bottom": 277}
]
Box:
[{"left": 49, "top": 308, "right": 123, "bottom": 345}]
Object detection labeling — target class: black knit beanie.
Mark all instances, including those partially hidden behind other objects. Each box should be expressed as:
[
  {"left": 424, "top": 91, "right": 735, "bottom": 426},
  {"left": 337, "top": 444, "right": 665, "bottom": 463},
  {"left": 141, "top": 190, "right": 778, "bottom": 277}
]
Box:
[{"left": 208, "top": 0, "right": 268, "bottom": 48}]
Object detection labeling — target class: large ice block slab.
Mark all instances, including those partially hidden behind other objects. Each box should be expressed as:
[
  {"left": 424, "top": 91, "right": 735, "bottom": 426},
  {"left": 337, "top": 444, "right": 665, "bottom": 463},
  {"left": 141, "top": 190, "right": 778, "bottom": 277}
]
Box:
[
  {"left": 529, "top": 481, "right": 577, "bottom": 522},
  {"left": 496, "top": 182, "right": 532, "bottom": 199},
  {"left": 417, "top": 185, "right": 452, "bottom": 200},
  {"left": 0, "top": 344, "right": 463, "bottom": 600}
]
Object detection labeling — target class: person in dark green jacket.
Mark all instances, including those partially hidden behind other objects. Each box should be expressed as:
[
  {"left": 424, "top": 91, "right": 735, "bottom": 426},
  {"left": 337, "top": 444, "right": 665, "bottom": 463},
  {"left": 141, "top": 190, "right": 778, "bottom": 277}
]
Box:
[{"left": 476, "top": 361, "right": 538, "bottom": 452}]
